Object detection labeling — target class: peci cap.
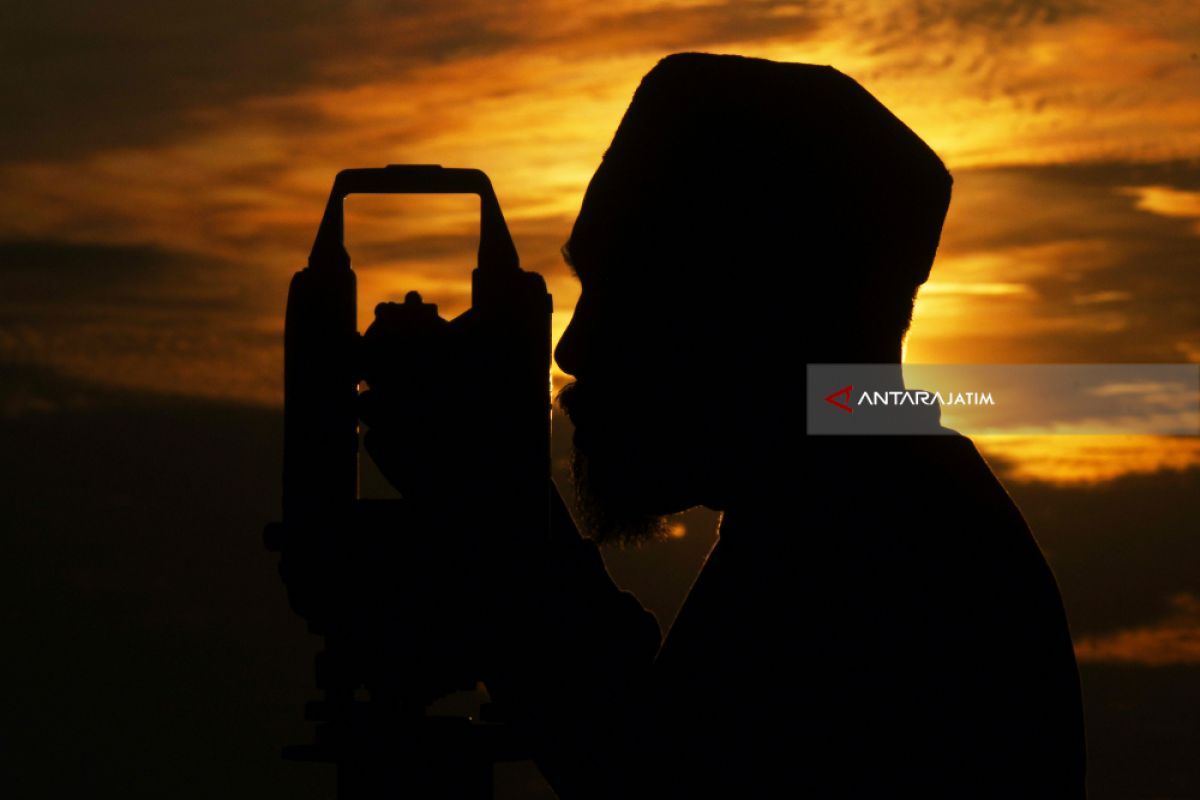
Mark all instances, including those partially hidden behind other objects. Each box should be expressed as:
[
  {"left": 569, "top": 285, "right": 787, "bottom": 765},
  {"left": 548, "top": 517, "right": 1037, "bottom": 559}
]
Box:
[{"left": 569, "top": 52, "right": 953, "bottom": 289}]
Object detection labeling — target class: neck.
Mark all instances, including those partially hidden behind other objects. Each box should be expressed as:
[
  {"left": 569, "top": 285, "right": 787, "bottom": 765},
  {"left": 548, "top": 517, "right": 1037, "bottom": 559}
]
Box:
[{"left": 702, "top": 341, "right": 907, "bottom": 517}]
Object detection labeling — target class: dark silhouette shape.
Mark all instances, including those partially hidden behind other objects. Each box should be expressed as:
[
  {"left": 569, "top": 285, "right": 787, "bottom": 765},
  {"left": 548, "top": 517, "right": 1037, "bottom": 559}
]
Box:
[
  {"left": 537, "top": 52, "right": 1084, "bottom": 798},
  {"left": 267, "top": 166, "right": 552, "bottom": 797},
  {"left": 272, "top": 52, "right": 1087, "bottom": 798}
]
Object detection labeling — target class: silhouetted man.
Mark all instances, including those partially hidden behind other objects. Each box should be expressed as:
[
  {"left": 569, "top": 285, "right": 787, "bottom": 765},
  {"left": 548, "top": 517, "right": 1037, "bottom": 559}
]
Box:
[{"left": 362, "top": 52, "right": 1087, "bottom": 798}]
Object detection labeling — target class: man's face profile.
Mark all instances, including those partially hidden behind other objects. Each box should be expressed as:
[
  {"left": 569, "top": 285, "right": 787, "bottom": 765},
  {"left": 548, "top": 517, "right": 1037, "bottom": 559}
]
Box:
[
  {"left": 550, "top": 53, "right": 952, "bottom": 545},
  {"left": 554, "top": 230, "right": 682, "bottom": 548}
]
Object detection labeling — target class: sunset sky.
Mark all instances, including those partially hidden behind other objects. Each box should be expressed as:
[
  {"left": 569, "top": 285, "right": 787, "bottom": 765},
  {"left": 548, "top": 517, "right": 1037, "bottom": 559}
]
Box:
[
  {"left": 1, "top": 2, "right": 1198, "bottom": 796},
  {"left": 3, "top": 0, "right": 1198, "bottom": 394}
]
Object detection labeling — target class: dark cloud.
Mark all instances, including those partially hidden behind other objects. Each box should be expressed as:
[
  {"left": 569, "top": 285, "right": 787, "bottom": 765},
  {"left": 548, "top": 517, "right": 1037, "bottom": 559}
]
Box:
[
  {"left": 1002, "top": 461, "right": 1200, "bottom": 638},
  {"left": 947, "top": 438, "right": 1200, "bottom": 791},
  {"left": 0, "top": 239, "right": 161, "bottom": 298},
  {"left": 0, "top": 0, "right": 860, "bottom": 172},
  {"left": 1073, "top": 592, "right": 1200, "bottom": 665},
  {"left": 1079, "top": 663, "right": 1200, "bottom": 799},
  {"left": 0, "top": 238, "right": 283, "bottom": 402},
  {"left": 0, "top": 363, "right": 323, "bottom": 797},
  {"left": 0, "top": 0, "right": 831, "bottom": 165},
  {"left": 925, "top": 159, "right": 1200, "bottom": 362},
  {"left": 0, "top": 238, "right": 258, "bottom": 308},
  {"left": 0, "top": 0, "right": 519, "bottom": 161}
]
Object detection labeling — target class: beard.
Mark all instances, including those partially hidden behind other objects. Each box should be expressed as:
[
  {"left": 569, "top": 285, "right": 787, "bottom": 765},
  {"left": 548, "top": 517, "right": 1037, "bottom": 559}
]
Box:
[{"left": 557, "top": 381, "right": 670, "bottom": 547}]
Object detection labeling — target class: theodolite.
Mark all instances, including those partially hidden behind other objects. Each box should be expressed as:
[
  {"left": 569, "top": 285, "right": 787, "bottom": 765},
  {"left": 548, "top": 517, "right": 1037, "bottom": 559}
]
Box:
[{"left": 264, "top": 165, "right": 552, "bottom": 798}]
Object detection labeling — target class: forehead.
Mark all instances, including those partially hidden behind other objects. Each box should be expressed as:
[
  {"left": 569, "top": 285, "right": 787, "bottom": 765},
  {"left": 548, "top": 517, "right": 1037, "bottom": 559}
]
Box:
[
  {"left": 563, "top": 162, "right": 654, "bottom": 284},
  {"left": 563, "top": 203, "right": 671, "bottom": 287}
]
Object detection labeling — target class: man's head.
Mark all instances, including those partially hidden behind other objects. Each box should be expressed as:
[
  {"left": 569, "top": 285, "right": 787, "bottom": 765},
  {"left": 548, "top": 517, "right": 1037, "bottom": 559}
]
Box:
[{"left": 555, "top": 53, "right": 952, "bottom": 544}]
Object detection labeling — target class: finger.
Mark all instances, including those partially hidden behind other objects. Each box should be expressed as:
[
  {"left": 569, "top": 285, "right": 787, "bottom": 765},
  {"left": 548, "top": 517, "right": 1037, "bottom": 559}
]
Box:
[
  {"left": 358, "top": 388, "right": 383, "bottom": 428},
  {"left": 359, "top": 386, "right": 422, "bottom": 431}
]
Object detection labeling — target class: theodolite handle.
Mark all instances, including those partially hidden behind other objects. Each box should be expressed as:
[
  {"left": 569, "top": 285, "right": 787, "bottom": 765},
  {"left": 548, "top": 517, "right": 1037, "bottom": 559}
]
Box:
[{"left": 308, "top": 165, "right": 519, "bottom": 275}]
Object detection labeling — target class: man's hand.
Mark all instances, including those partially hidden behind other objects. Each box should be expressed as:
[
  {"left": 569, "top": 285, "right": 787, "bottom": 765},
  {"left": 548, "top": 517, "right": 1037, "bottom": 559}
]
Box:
[{"left": 357, "top": 293, "right": 483, "bottom": 503}]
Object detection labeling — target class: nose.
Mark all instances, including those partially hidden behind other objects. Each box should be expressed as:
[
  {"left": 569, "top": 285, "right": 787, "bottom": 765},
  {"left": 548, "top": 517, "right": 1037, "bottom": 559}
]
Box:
[{"left": 554, "top": 312, "right": 583, "bottom": 378}]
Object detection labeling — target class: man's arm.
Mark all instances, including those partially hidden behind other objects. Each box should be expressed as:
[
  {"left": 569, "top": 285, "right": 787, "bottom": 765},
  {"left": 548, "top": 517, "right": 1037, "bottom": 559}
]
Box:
[{"left": 479, "top": 487, "right": 663, "bottom": 800}]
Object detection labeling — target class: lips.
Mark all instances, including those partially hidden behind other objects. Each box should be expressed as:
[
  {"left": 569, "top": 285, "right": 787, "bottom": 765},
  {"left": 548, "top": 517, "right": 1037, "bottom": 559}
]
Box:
[
  {"left": 556, "top": 381, "right": 585, "bottom": 423},
  {"left": 557, "top": 381, "right": 596, "bottom": 453}
]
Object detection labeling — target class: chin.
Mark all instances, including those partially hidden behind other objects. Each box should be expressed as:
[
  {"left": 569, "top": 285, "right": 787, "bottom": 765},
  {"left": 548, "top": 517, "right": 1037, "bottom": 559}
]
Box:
[{"left": 572, "top": 429, "right": 696, "bottom": 517}]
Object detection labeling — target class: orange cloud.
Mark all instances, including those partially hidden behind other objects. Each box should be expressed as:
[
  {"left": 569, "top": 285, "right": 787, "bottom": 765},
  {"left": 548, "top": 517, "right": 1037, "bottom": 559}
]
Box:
[
  {"left": 1075, "top": 593, "right": 1200, "bottom": 666},
  {"left": 974, "top": 435, "right": 1200, "bottom": 486}
]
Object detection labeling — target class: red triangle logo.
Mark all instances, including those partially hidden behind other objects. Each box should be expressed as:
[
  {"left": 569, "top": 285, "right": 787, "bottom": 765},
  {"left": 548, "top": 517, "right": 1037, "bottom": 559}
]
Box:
[{"left": 825, "top": 385, "right": 854, "bottom": 413}]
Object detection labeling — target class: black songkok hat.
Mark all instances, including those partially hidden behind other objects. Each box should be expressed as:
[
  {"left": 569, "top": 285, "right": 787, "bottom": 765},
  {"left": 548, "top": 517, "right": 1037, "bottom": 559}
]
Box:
[{"left": 570, "top": 52, "right": 953, "bottom": 289}]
